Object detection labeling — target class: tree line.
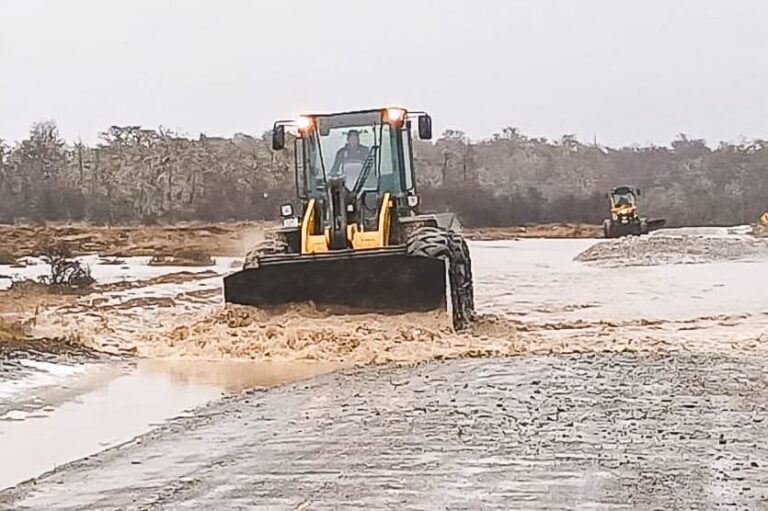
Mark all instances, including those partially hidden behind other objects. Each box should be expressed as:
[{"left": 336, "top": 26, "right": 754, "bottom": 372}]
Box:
[{"left": 1, "top": 122, "right": 766, "bottom": 227}]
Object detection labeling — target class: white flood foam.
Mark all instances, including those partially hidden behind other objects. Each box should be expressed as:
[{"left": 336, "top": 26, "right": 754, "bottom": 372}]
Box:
[{"left": 0, "top": 362, "right": 91, "bottom": 401}]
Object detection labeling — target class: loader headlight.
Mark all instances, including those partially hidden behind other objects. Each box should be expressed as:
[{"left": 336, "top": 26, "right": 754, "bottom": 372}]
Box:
[
  {"left": 296, "top": 116, "right": 314, "bottom": 133},
  {"left": 384, "top": 107, "right": 406, "bottom": 124},
  {"left": 280, "top": 203, "right": 293, "bottom": 217},
  {"left": 407, "top": 195, "right": 419, "bottom": 207}
]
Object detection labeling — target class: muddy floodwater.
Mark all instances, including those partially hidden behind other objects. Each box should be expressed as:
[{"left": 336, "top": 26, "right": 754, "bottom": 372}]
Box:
[
  {"left": 2, "top": 229, "right": 768, "bottom": 509},
  {"left": 0, "top": 359, "right": 341, "bottom": 490}
]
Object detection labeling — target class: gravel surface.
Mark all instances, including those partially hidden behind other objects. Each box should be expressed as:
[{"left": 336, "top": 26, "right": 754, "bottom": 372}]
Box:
[
  {"left": 575, "top": 232, "right": 768, "bottom": 267},
  {"left": 3, "top": 353, "right": 768, "bottom": 510}
]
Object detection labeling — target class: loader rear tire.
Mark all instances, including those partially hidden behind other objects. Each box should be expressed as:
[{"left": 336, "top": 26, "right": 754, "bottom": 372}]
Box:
[{"left": 407, "top": 227, "right": 474, "bottom": 330}]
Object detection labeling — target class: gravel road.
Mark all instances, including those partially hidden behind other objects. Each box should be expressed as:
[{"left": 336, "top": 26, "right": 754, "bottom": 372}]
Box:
[{"left": 3, "top": 353, "right": 768, "bottom": 510}]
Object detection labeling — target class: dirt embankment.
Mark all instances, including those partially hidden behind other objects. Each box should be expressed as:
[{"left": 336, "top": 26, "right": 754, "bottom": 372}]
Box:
[
  {"left": 0, "top": 222, "right": 269, "bottom": 259},
  {"left": 463, "top": 223, "right": 601, "bottom": 240},
  {"left": 0, "top": 221, "right": 599, "bottom": 261}
]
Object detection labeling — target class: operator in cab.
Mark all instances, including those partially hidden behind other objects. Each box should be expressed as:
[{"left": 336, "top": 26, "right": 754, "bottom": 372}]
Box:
[{"left": 329, "top": 129, "right": 370, "bottom": 186}]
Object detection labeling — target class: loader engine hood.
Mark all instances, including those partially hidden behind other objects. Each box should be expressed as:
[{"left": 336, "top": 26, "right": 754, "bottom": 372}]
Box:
[{"left": 612, "top": 204, "right": 637, "bottom": 218}]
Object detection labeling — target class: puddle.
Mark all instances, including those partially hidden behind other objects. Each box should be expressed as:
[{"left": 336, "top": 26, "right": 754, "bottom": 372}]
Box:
[
  {"left": 139, "top": 359, "right": 344, "bottom": 390},
  {"left": 0, "top": 358, "right": 340, "bottom": 490}
]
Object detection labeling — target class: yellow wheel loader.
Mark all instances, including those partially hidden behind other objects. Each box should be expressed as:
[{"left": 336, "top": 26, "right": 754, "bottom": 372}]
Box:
[
  {"left": 603, "top": 186, "right": 666, "bottom": 238},
  {"left": 755, "top": 212, "right": 768, "bottom": 236},
  {"left": 224, "top": 107, "right": 474, "bottom": 329}
]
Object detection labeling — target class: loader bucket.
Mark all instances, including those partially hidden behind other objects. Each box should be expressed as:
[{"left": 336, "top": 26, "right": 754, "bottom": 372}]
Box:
[{"left": 223, "top": 248, "right": 447, "bottom": 314}]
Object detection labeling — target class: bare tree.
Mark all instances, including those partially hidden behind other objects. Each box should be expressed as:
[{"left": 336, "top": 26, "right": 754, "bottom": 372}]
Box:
[{"left": 1, "top": 122, "right": 766, "bottom": 228}]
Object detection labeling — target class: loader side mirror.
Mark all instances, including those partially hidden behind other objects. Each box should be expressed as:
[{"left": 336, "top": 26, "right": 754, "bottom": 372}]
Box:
[
  {"left": 272, "top": 125, "right": 286, "bottom": 151},
  {"left": 604, "top": 193, "right": 609, "bottom": 199},
  {"left": 418, "top": 114, "right": 432, "bottom": 140},
  {"left": 636, "top": 188, "right": 642, "bottom": 196}
]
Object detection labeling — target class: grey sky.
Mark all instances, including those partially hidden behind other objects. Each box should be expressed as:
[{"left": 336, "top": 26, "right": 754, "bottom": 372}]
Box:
[{"left": 1, "top": 0, "right": 766, "bottom": 147}]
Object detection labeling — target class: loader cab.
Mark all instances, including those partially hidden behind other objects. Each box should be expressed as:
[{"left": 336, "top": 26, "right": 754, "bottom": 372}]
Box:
[
  {"left": 271, "top": 107, "right": 433, "bottom": 254},
  {"left": 273, "top": 108, "right": 431, "bottom": 214},
  {"left": 609, "top": 186, "right": 639, "bottom": 219}
]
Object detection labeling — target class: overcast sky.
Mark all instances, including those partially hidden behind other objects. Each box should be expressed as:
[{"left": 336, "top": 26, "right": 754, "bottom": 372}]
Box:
[{"left": 1, "top": 0, "right": 766, "bottom": 147}]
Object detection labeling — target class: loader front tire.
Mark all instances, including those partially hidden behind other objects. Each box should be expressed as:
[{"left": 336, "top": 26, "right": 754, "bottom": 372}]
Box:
[
  {"left": 603, "top": 219, "right": 613, "bottom": 238},
  {"left": 407, "top": 227, "right": 474, "bottom": 330}
]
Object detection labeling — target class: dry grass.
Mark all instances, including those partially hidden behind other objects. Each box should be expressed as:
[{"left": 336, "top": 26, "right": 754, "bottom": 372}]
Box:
[
  {"left": 0, "top": 249, "right": 17, "bottom": 265},
  {"left": 8, "top": 277, "right": 94, "bottom": 296},
  {"left": 0, "top": 317, "right": 26, "bottom": 342}
]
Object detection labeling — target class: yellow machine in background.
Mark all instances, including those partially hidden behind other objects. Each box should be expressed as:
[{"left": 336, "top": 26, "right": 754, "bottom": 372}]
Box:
[
  {"left": 603, "top": 186, "right": 666, "bottom": 238},
  {"left": 755, "top": 212, "right": 768, "bottom": 237}
]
